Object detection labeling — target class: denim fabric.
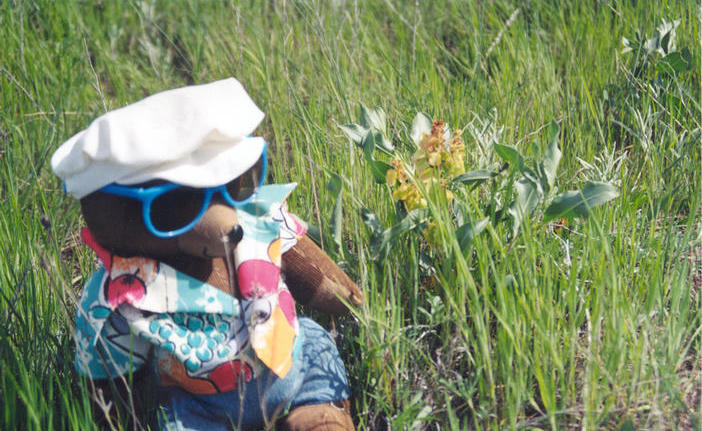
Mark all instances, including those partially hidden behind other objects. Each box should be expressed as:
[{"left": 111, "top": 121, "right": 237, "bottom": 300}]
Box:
[{"left": 155, "top": 318, "right": 350, "bottom": 430}]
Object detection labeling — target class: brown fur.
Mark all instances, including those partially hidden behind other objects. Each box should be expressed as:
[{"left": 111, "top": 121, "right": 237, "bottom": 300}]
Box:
[
  {"left": 80, "top": 185, "right": 361, "bottom": 429},
  {"left": 80, "top": 189, "right": 363, "bottom": 309}
]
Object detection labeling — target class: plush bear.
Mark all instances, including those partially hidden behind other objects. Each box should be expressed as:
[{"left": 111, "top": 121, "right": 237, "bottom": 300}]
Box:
[{"left": 51, "top": 78, "right": 362, "bottom": 430}]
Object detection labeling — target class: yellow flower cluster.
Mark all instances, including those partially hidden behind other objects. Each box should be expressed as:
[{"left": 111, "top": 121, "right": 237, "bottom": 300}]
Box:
[
  {"left": 385, "top": 121, "right": 466, "bottom": 211},
  {"left": 386, "top": 158, "right": 427, "bottom": 210}
]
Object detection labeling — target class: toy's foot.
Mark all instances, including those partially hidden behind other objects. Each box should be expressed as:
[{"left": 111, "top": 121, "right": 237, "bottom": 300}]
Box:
[{"left": 278, "top": 400, "right": 355, "bottom": 431}]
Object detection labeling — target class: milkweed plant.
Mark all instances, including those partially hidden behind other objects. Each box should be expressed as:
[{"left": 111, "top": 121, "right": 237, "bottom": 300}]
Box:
[{"left": 338, "top": 106, "right": 620, "bottom": 267}]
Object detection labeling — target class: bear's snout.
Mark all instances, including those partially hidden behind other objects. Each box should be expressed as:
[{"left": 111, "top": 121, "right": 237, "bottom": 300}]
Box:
[
  {"left": 82, "top": 190, "right": 243, "bottom": 260},
  {"left": 176, "top": 203, "right": 241, "bottom": 258}
]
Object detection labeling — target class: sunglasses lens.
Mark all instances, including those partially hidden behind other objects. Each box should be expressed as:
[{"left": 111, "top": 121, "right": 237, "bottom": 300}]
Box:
[
  {"left": 150, "top": 187, "right": 206, "bottom": 233},
  {"left": 225, "top": 158, "right": 263, "bottom": 203}
]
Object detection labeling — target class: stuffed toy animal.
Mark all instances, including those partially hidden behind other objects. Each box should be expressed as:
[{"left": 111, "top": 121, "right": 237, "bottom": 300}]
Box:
[{"left": 51, "top": 78, "right": 362, "bottom": 430}]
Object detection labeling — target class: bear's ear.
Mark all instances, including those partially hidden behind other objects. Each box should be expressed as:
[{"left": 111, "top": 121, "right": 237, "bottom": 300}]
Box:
[{"left": 80, "top": 191, "right": 180, "bottom": 258}]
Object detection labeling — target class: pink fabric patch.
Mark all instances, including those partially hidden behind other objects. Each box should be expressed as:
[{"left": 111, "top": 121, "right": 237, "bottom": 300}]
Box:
[
  {"left": 277, "top": 290, "right": 296, "bottom": 328},
  {"left": 106, "top": 275, "right": 146, "bottom": 308},
  {"left": 237, "top": 260, "right": 281, "bottom": 298},
  {"left": 286, "top": 210, "right": 307, "bottom": 237}
]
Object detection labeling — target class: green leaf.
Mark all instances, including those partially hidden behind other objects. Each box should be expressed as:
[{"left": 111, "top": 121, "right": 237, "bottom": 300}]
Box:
[
  {"left": 338, "top": 123, "right": 369, "bottom": 145},
  {"left": 326, "top": 173, "right": 342, "bottom": 195},
  {"left": 360, "top": 105, "right": 386, "bottom": 132},
  {"left": 656, "top": 48, "right": 692, "bottom": 76},
  {"left": 306, "top": 224, "right": 322, "bottom": 246},
  {"left": 361, "top": 128, "right": 393, "bottom": 156},
  {"left": 360, "top": 131, "right": 378, "bottom": 159},
  {"left": 544, "top": 182, "right": 619, "bottom": 221},
  {"left": 361, "top": 209, "right": 428, "bottom": 259},
  {"left": 377, "top": 134, "right": 395, "bottom": 154},
  {"left": 452, "top": 170, "right": 498, "bottom": 186},
  {"left": 516, "top": 177, "right": 543, "bottom": 213},
  {"left": 360, "top": 208, "right": 383, "bottom": 235},
  {"left": 538, "top": 121, "right": 562, "bottom": 193},
  {"left": 326, "top": 174, "right": 343, "bottom": 251},
  {"left": 521, "top": 166, "right": 540, "bottom": 185},
  {"left": 418, "top": 252, "right": 436, "bottom": 276},
  {"left": 386, "top": 210, "right": 425, "bottom": 240},
  {"left": 349, "top": 106, "right": 393, "bottom": 154},
  {"left": 361, "top": 208, "right": 386, "bottom": 258},
  {"left": 456, "top": 217, "right": 489, "bottom": 252},
  {"left": 507, "top": 177, "right": 544, "bottom": 236},
  {"left": 368, "top": 160, "right": 392, "bottom": 184},
  {"left": 360, "top": 131, "right": 392, "bottom": 182},
  {"left": 494, "top": 143, "right": 524, "bottom": 170},
  {"left": 410, "top": 112, "right": 432, "bottom": 148}
]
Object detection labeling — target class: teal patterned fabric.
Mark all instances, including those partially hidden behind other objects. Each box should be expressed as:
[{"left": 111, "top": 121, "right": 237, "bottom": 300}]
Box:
[{"left": 74, "top": 184, "right": 308, "bottom": 394}]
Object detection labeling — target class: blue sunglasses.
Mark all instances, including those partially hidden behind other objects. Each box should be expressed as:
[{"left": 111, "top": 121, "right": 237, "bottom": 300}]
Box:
[{"left": 100, "top": 143, "right": 267, "bottom": 238}]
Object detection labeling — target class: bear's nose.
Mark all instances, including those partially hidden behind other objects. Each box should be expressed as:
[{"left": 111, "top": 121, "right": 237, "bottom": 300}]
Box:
[{"left": 227, "top": 225, "right": 244, "bottom": 246}]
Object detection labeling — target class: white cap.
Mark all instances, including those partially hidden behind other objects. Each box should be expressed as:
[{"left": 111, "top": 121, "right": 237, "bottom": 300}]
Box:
[{"left": 51, "top": 78, "right": 266, "bottom": 199}]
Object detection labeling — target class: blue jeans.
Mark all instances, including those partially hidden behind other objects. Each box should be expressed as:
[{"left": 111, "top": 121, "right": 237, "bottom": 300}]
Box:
[{"left": 155, "top": 318, "right": 350, "bottom": 430}]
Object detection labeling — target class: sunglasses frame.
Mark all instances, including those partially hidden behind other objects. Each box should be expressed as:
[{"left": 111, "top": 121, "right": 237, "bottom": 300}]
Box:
[{"left": 99, "top": 142, "right": 267, "bottom": 238}]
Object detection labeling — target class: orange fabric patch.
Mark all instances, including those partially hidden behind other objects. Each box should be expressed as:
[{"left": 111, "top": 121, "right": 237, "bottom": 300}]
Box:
[
  {"left": 268, "top": 238, "right": 282, "bottom": 266},
  {"left": 252, "top": 306, "right": 295, "bottom": 378}
]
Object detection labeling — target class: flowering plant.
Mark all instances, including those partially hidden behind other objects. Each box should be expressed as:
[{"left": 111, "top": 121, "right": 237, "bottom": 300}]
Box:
[
  {"left": 338, "top": 106, "right": 618, "bottom": 262},
  {"left": 386, "top": 121, "right": 465, "bottom": 211}
]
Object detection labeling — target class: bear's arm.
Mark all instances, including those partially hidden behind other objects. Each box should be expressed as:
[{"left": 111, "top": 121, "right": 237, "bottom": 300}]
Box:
[{"left": 282, "top": 235, "right": 363, "bottom": 315}]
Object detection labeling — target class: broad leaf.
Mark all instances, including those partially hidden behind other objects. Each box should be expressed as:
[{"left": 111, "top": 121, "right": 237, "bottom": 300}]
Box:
[
  {"left": 361, "top": 127, "right": 394, "bottom": 155},
  {"left": 361, "top": 208, "right": 383, "bottom": 235},
  {"left": 453, "top": 170, "right": 498, "bottom": 187},
  {"left": 410, "top": 112, "right": 432, "bottom": 148},
  {"left": 360, "top": 105, "right": 387, "bottom": 132},
  {"left": 360, "top": 131, "right": 393, "bottom": 182},
  {"left": 515, "top": 177, "right": 543, "bottom": 214},
  {"left": 361, "top": 208, "right": 385, "bottom": 258},
  {"left": 418, "top": 252, "right": 436, "bottom": 276},
  {"left": 326, "top": 174, "right": 343, "bottom": 251},
  {"left": 538, "top": 121, "right": 561, "bottom": 193},
  {"left": 306, "top": 224, "right": 322, "bottom": 246},
  {"left": 338, "top": 123, "right": 368, "bottom": 145},
  {"left": 494, "top": 143, "right": 524, "bottom": 170},
  {"left": 544, "top": 182, "right": 619, "bottom": 221},
  {"left": 522, "top": 166, "right": 540, "bottom": 186},
  {"left": 507, "top": 177, "right": 543, "bottom": 236},
  {"left": 377, "top": 134, "right": 395, "bottom": 154},
  {"left": 383, "top": 209, "right": 427, "bottom": 246},
  {"left": 361, "top": 131, "right": 378, "bottom": 159},
  {"left": 362, "top": 209, "right": 427, "bottom": 259},
  {"left": 456, "top": 217, "right": 489, "bottom": 253},
  {"left": 655, "top": 18, "right": 680, "bottom": 55},
  {"left": 368, "top": 160, "right": 393, "bottom": 184},
  {"left": 656, "top": 48, "right": 692, "bottom": 76}
]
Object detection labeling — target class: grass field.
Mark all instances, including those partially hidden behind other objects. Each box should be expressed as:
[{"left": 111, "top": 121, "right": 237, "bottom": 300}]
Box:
[{"left": 0, "top": 1, "right": 700, "bottom": 429}]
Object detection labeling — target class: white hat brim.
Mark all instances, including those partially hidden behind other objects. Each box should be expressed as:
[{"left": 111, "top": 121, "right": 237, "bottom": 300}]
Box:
[{"left": 51, "top": 78, "right": 266, "bottom": 198}]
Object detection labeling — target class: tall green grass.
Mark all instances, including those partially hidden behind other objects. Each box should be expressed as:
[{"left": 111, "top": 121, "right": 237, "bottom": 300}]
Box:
[{"left": 0, "top": 1, "right": 699, "bottom": 429}]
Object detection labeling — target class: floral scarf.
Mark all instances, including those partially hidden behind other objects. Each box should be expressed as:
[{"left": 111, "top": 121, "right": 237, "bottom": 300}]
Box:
[{"left": 74, "top": 184, "right": 307, "bottom": 394}]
